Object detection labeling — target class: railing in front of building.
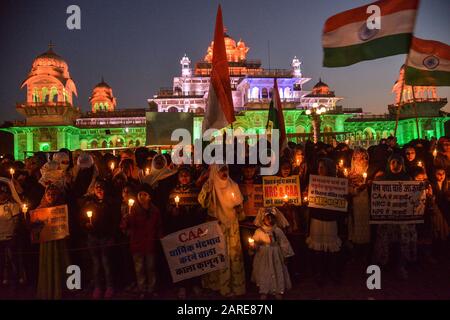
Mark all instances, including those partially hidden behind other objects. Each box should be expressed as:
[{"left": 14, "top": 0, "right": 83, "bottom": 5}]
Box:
[
  {"left": 76, "top": 117, "right": 146, "bottom": 127},
  {"left": 16, "top": 102, "right": 77, "bottom": 108}
]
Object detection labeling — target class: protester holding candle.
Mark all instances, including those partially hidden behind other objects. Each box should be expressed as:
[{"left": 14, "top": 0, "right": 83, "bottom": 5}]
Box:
[
  {"left": 0, "top": 178, "right": 23, "bottom": 288},
  {"left": 348, "top": 148, "right": 371, "bottom": 259},
  {"left": 35, "top": 184, "right": 69, "bottom": 299},
  {"left": 79, "top": 178, "right": 121, "bottom": 299},
  {"left": 121, "top": 184, "right": 162, "bottom": 299},
  {"left": 250, "top": 207, "right": 294, "bottom": 300},
  {"left": 431, "top": 167, "right": 450, "bottom": 259},
  {"left": 167, "top": 166, "right": 205, "bottom": 299},
  {"left": 198, "top": 164, "right": 246, "bottom": 297},
  {"left": 306, "top": 158, "right": 345, "bottom": 285},
  {"left": 374, "top": 154, "right": 416, "bottom": 280}
]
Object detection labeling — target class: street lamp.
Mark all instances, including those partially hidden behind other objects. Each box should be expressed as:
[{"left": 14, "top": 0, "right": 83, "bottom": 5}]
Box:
[{"left": 306, "top": 103, "right": 326, "bottom": 144}]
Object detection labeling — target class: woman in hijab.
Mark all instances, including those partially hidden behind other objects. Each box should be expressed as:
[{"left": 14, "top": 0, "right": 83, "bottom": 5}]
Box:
[
  {"left": 35, "top": 184, "right": 70, "bottom": 299},
  {"left": 198, "top": 164, "right": 246, "bottom": 297},
  {"left": 348, "top": 148, "right": 371, "bottom": 257},
  {"left": 373, "top": 154, "right": 416, "bottom": 280}
]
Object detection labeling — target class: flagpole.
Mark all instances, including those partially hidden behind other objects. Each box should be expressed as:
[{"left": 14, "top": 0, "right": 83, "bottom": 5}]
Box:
[{"left": 411, "top": 86, "right": 420, "bottom": 139}]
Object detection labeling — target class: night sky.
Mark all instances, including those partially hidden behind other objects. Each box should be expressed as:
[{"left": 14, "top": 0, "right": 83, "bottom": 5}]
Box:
[{"left": 0, "top": 0, "right": 449, "bottom": 123}]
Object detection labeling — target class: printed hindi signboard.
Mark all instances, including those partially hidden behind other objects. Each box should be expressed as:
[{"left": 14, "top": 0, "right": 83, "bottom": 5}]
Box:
[
  {"left": 29, "top": 205, "right": 69, "bottom": 243},
  {"left": 239, "top": 183, "right": 264, "bottom": 216},
  {"left": 370, "top": 181, "right": 426, "bottom": 224},
  {"left": 160, "top": 221, "right": 227, "bottom": 283},
  {"left": 307, "top": 175, "right": 348, "bottom": 212},
  {"left": 262, "top": 176, "right": 301, "bottom": 207}
]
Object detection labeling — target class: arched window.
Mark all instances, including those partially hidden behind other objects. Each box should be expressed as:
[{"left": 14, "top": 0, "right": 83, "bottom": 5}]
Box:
[
  {"left": 105, "top": 102, "right": 109, "bottom": 111},
  {"left": 94, "top": 103, "right": 99, "bottom": 111},
  {"left": 101, "top": 140, "right": 107, "bottom": 149},
  {"left": 50, "top": 87, "right": 58, "bottom": 102},
  {"left": 109, "top": 141, "right": 114, "bottom": 148},
  {"left": 33, "top": 88, "right": 40, "bottom": 102},
  {"left": 168, "top": 107, "right": 178, "bottom": 112},
  {"left": 128, "top": 140, "right": 134, "bottom": 147},
  {"left": 261, "top": 88, "right": 268, "bottom": 99},
  {"left": 195, "top": 107, "right": 205, "bottom": 114},
  {"left": 135, "top": 140, "right": 141, "bottom": 147},
  {"left": 42, "top": 87, "right": 49, "bottom": 103},
  {"left": 91, "top": 140, "right": 98, "bottom": 149},
  {"left": 251, "top": 87, "right": 259, "bottom": 100}
]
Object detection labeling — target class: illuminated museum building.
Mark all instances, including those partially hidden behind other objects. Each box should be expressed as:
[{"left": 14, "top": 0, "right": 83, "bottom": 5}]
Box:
[{"left": 1, "top": 31, "right": 449, "bottom": 160}]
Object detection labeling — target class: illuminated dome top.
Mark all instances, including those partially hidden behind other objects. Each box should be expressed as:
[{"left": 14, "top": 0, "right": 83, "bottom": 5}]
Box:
[
  {"left": 306, "top": 78, "right": 335, "bottom": 97},
  {"left": 203, "top": 28, "right": 249, "bottom": 63},
  {"left": 89, "top": 77, "right": 117, "bottom": 113},
  {"left": 21, "top": 44, "right": 77, "bottom": 105}
]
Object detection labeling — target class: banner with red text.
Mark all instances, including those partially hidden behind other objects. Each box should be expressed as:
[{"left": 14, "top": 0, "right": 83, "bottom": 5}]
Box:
[
  {"left": 262, "top": 176, "right": 301, "bottom": 207},
  {"left": 307, "top": 175, "right": 348, "bottom": 212},
  {"left": 160, "top": 221, "right": 227, "bottom": 283}
]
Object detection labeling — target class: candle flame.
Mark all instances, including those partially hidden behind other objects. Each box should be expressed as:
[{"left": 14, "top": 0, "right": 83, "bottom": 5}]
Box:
[
  {"left": 128, "top": 199, "right": 135, "bottom": 207},
  {"left": 86, "top": 211, "right": 93, "bottom": 218}
]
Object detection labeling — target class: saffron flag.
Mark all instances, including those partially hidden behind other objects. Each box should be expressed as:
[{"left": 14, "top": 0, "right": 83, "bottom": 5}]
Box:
[
  {"left": 323, "top": 0, "right": 419, "bottom": 67},
  {"left": 266, "top": 79, "right": 287, "bottom": 151},
  {"left": 405, "top": 37, "right": 450, "bottom": 86},
  {"left": 202, "top": 5, "right": 235, "bottom": 132}
]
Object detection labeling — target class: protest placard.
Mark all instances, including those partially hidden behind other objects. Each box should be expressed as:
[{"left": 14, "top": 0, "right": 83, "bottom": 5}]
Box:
[
  {"left": 29, "top": 205, "right": 69, "bottom": 243},
  {"left": 307, "top": 175, "right": 348, "bottom": 212},
  {"left": 239, "top": 183, "right": 264, "bottom": 216},
  {"left": 370, "top": 181, "right": 426, "bottom": 224},
  {"left": 160, "top": 221, "right": 227, "bottom": 283},
  {"left": 262, "top": 176, "right": 301, "bottom": 207}
]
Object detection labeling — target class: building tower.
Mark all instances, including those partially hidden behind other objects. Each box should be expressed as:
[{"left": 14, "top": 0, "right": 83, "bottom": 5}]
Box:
[
  {"left": 180, "top": 54, "right": 192, "bottom": 77},
  {"left": 292, "top": 56, "right": 302, "bottom": 77},
  {"left": 89, "top": 78, "right": 117, "bottom": 113},
  {"left": 18, "top": 43, "right": 79, "bottom": 125}
]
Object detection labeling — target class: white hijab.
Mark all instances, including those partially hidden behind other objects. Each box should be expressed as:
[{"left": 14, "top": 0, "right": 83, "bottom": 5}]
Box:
[
  {"left": 143, "top": 154, "right": 177, "bottom": 188},
  {"left": 207, "top": 164, "right": 243, "bottom": 226}
]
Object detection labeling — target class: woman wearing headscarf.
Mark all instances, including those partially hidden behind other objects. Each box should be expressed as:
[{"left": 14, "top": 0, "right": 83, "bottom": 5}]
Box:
[
  {"left": 35, "top": 184, "right": 70, "bottom": 299},
  {"left": 0, "top": 178, "right": 23, "bottom": 287},
  {"left": 373, "top": 154, "right": 416, "bottom": 280},
  {"left": 198, "top": 164, "right": 246, "bottom": 297},
  {"left": 348, "top": 148, "right": 371, "bottom": 256}
]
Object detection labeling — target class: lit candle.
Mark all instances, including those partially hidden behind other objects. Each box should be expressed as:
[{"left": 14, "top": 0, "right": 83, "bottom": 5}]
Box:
[
  {"left": 417, "top": 161, "right": 423, "bottom": 168},
  {"left": 248, "top": 237, "right": 255, "bottom": 248},
  {"left": 9, "top": 168, "right": 15, "bottom": 178},
  {"left": 296, "top": 159, "right": 300, "bottom": 166},
  {"left": 128, "top": 198, "right": 135, "bottom": 214},
  {"left": 86, "top": 210, "right": 93, "bottom": 224},
  {"left": 339, "top": 160, "right": 344, "bottom": 168},
  {"left": 110, "top": 162, "right": 115, "bottom": 171},
  {"left": 303, "top": 196, "right": 308, "bottom": 203},
  {"left": 174, "top": 195, "right": 180, "bottom": 208},
  {"left": 283, "top": 194, "right": 289, "bottom": 203},
  {"left": 231, "top": 192, "right": 235, "bottom": 200},
  {"left": 22, "top": 204, "right": 28, "bottom": 214},
  {"left": 363, "top": 172, "right": 368, "bottom": 183},
  {"left": 343, "top": 168, "right": 348, "bottom": 177},
  {"left": 145, "top": 167, "right": 150, "bottom": 175},
  {"left": 433, "top": 149, "right": 437, "bottom": 159}
]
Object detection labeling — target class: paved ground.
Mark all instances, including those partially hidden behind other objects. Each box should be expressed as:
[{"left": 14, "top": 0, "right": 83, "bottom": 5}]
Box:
[{"left": 1, "top": 253, "right": 449, "bottom": 300}]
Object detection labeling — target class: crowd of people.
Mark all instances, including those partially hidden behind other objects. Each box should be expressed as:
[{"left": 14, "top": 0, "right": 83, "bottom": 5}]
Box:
[{"left": 0, "top": 135, "right": 449, "bottom": 300}]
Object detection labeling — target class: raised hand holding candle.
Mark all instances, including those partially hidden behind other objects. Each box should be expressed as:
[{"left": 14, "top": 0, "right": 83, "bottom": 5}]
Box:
[
  {"left": 86, "top": 210, "right": 93, "bottom": 224},
  {"left": 9, "top": 168, "right": 15, "bottom": 178},
  {"left": 22, "top": 204, "right": 28, "bottom": 214},
  {"left": 433, "top": 149, "right": 437, "bottom": 159},
  {"left": 128, "top": 198, "right": 135, "bottom": 214},
  {"left": 174, "top": 195, "right": 180, "bottom": 208},
  {"left": 248, "top": 237, "right": 255, "bottom": 248},
  {"left": 417, "top": 161, "right": 423, "bottom": 168}
]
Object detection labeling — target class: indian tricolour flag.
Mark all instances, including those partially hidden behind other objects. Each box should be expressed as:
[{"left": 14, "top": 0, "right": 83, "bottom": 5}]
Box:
[
  {"left": 266, "top": 79, "right": 287, "bottom": 151},
  {"left": 202, "top": 5, "right": 236, "bottom": 132},
  {"left": 405, "top": 37, "right": 450, "bottom": 86},
  {"left": 323, "top": 0, "right": 419, "bottom": 67}
]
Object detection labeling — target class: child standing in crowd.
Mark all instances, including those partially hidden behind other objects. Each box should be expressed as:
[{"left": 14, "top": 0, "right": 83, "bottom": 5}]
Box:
[
  {"left": 35, "top": 184, "right": 70, "bottom": 299},
  {"left": 80, "top": 178, "right": 121, "bottom": 299},
  {"left": 250, "top": 207, "right": 294, "bottom": 300},
  {"left": 374, "top": 154, "right": 416, "bottom": 280},
  {"left": 0, "top": 178, "right": 23, "bottom": 288},
  {"left": 121, "top": 184, "right": 162, "bottom": 299},
  {"left": 306, "top": 158, "right": 345, "bottom": 285},
  {"left": 166, "top": 166, "right": 205, "bottom": 299}
]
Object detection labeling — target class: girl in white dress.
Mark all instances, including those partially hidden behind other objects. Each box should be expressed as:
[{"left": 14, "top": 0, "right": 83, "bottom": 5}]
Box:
[{"left": 250, "top": 207, "right": 294, "bottom": 300}]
